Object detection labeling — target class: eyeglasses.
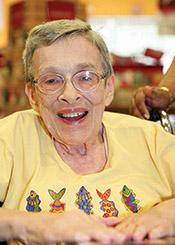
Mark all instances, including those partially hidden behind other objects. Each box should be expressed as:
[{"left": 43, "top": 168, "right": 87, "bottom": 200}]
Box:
[{"left": 33, "top": 70, "right": 106, "bottom": 95}]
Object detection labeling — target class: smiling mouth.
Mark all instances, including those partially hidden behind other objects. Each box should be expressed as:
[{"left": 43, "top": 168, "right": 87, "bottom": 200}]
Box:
[{"left": 57, "top": 111, "right": 88, "bottom": 121}]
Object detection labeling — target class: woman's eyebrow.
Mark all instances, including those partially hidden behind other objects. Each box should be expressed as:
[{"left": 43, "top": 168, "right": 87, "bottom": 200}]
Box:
[
  {"left": 38, "top": 63, "right": 97, "bottom": 75},
  {"left": 74, "top": 63, "right": 97, "bottom": 71}
]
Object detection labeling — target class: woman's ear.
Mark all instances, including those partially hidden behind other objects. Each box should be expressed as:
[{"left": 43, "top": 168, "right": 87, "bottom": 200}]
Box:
[
  {"left": 25, "top": 83, "right": 39, "bottom": 112},
  {"left": 105, "top": 73, "right": 115, "bottom": 107}
]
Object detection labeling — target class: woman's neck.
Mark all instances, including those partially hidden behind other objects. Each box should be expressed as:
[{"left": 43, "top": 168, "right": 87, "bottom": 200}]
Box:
[{"left": 53, "top": 126, "right": 108, "bottom": 175}]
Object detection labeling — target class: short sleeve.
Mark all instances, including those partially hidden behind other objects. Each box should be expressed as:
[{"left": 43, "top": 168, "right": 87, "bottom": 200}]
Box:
[
  {"left": 0, "top": 139, "right": 13, "bottom": 202},
  {"left": 154, "top": 125, "right": 175, "bottom": 196}
]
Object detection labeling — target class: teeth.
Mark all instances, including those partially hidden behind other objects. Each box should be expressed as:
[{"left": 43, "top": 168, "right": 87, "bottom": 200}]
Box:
[{"left": 59, "top": 112, "right": 85, "bottom": 118}]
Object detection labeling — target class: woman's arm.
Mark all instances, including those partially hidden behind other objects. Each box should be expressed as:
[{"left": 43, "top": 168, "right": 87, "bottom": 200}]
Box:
[
  {"left": 0, "top": 208, "right": 126, "bottom": 244},
  {"left": 159, "top": 57, "right": 175, "bottom": 95},
  {"left": 103, "top": 198, "right": 175, "bottom": 241}
]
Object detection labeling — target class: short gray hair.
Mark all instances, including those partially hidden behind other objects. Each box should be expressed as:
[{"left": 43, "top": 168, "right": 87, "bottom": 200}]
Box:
[{"left": 23, "top": 19, "right": 113, "bottom": 83}]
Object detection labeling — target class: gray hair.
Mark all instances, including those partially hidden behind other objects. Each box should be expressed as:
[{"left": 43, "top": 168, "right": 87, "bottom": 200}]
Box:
[{"left": 23, "top": 19, "right": 113, "bottom": 83}]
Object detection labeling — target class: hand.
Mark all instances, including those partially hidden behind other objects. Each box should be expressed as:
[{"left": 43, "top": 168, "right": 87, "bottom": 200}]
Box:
[
  {"left": 131, "top": 86, "right": 173, "bottom": 119},
  {"left": 14, "top": 210, "right": 127, "bottom": 245},
  {"left": 114, "top": 199, "right": 175, "bottom": 241}
]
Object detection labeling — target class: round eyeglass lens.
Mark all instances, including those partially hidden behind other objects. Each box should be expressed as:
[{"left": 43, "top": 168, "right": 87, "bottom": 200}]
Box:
[
  {"left": 73, "top": 71, "right": 100, "bottom": 91},
  {"left": 38, "top": 74, "right": 64, "bottom": 93}
]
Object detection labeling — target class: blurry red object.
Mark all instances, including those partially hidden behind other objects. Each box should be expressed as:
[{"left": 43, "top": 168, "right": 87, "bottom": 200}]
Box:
[
  {"left": 144, "top": 48, "right": 163, "bottom": 60},
  {"left": 159, "top": 0, "right": 175, "bottom": 13}
]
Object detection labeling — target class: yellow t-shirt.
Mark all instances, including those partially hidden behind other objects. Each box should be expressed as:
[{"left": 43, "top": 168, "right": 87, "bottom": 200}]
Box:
[{"left": 0, "top": 109, "right": 175, "bottom": 218}]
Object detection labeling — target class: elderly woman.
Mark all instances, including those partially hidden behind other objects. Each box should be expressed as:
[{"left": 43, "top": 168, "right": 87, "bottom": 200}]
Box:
[{"left": 0, "top": 19, "right": 175, "bottom": 244}]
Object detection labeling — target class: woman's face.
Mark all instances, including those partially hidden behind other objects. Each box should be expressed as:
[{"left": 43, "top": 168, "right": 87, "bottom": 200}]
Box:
[{"left": 26, "top": 36, "right": 114, "bottom": 146}]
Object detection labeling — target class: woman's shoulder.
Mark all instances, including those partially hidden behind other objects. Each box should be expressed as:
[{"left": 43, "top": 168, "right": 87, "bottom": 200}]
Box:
[
  {"left": 0, "top": 108, "right": 37, "bottom": 123},
  {"left": 103, "top": 111, "right": 146, "bottom": 125},
  {"left": 0, "top": 109, "right": 39, "bottom": 136},
  {"left": 103, "top": 111, "right": 160, "bottom": 132}
]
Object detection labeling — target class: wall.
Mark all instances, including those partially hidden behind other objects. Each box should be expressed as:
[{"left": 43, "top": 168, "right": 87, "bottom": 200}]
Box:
[
  {"left": 81, "top": 0, "right": 158, "bottom": 16},
  {"left": 0, "top": 0, "right": 159, "bottom": 48},
  {"left": 0, "top": 0, "right": 21, "bottom": 48}
]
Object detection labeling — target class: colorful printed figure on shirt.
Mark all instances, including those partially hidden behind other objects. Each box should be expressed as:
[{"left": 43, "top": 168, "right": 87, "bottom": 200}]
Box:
[
  {"left": 75, "top": 186, "right": 93, "bottom": 215},
  {"left": 26, "top": 190, "right": 42, "bottom": 212},
  {"left": 48, "top": 188, "right": 66, "bottom": 213},
  {"left": 120, "top": 185, "right": 141, "bottom": 213},
  {"left": 96, "top": 188, "right": 118, "bottom": 217}
]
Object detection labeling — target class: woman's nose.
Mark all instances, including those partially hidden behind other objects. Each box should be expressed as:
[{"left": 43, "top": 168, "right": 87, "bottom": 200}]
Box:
[{"left": 57, "top": 80, "right": 81, "bottom": 104}]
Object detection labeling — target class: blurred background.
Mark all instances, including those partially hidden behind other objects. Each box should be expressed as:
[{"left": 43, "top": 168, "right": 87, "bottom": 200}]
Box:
[{"left": 0, "top": 0, "right": 175, "bottom": 116}]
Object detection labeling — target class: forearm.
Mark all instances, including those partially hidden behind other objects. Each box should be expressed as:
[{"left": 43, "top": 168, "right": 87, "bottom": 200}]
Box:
[
  {"left": 159, "top": 57, "right": 175, "bottom": 98},
  {"left": 0, "top": 208, "right": 27, "bottom": 242},
  {"left": 116, "top": 198, "right": 175, "bottom": 241},
  {"left": 0, "top": 208, "right": 65, "bottom": 244},
  {"left": 0, "top": 208, "right": 61, "bottom": 244},
  {"left": 0, "top": 209, "right": 126, "bottom": 244},
  {"left": 153, "top": 198, "right": 175, "bottom": 212}
]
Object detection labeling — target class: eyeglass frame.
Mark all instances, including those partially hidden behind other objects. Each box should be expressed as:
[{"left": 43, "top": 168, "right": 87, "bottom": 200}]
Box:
[{"left": 32, "top": 70, "right": 107, "bottom": 95}]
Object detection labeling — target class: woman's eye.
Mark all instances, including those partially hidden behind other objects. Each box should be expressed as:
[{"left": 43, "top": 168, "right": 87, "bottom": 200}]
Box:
[
  {"left": 45, "top": 77, "right": 62, "bottom": 85},
  {"left": 81, "top": 75, "right": 92, "bottom": 81},
  {"left": 45, "top": 79, "right": 56, "bottom": 84}
]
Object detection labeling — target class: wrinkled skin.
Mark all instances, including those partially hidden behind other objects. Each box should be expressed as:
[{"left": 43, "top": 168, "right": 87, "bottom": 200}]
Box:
[
  {"left": 14, "top": 210, "right": 127, "bottom": 245},
  {"left": 102, "top": 199, "right": 175, "bottom": 241}
]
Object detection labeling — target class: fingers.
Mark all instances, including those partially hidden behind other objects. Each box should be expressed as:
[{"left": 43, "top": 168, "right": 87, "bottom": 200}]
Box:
[
  {"left": 133, "top": 224, "right": 175, "bottom": 241},
  {"left": 90, "top": 229, "right": 127, "bottom": 244},
  {"left": 148, "top": 87, "right": 172, "bottom": 109},
  {"left": 132, "top": 225, "right": 148, "bottom": 241},
  {"left": 131, "top": 86, "right": 151, "bottom": 119},
  {"left": 131, "top": 96, "right": 149, "bottom": 119},
  {"left": 63, "top": 212, "right": 128, "bottom": 244},
  {"left": 131, "top": 85, "right": 172, "bottom": 119},
  {"left": 117, "top": 219, "right": 152, "bottom": 241},
  {"left": 90, "top": 216, "right": 128, "bottom": 243},
  {"left": 130, "top": 85, "right": 172, "bottom": 119},
  {"left": 68, "top": 231, "right": 91, "bottom": 243},
  {"left": 116, "top": 214, "right": 138, "bottom": 235},
  {"left": 73, "top": 225, "right": 128, "bottom": 244},
  {"left": 149, "top": 224, "right": 175, "bottom": 240},
  {"left": 98, "top": 216, "right": 122, "bottom": 227},
  {"left": 116, "top": 214, "right": 175, "bottom": 242}
]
